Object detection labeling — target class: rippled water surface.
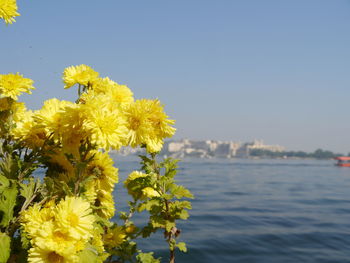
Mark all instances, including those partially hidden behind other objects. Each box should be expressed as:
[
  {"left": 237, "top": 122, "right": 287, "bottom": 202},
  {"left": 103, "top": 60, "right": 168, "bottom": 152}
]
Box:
[{"left": 113, "top": 157, "right": 350, "bottom": 263}]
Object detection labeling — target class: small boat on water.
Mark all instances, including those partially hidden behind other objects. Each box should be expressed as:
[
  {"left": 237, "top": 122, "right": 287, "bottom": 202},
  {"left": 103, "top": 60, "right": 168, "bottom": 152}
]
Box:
[{"left": 334, "top": 156, "right": 350, "bottom": 167}]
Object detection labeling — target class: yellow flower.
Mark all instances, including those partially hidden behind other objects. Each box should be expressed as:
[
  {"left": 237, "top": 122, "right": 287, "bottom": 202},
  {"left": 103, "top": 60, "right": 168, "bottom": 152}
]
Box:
[
  {"left": 83, "top": 180, "right": 97, "bottom": 204},
  {"left": 35, "top": 221, "right": 79, "bottom": 252},
  {"left": 147, "top": 99, "right": 176, "bottom": 139},
  {"left": 58, "top": 104, "right": 89, "bottom": 156},
  {"left": 95, "top": 190, "right": 115, "bottom": 219},
  {"left": 123, "top": 99, "right": 175, "bottom": 152},
  {"left": 144, "top": 137, "right": 164, "bottom": 153},
  {"left": 34, "top": 98, "right": 74, "bottom": 141},
  {"left": 108, "top": 83, "right": 134, "bottom": 106},
  {"left": 90, "top": 77, "right": 116, "bottom": 94},
  {"left": 0, "top": 0, "right": 19, "bottom": 24},
  {"left": 28, "top": 244, "right": 78, "bottom": 263},
  {"left": 83, "top": 105, "right": 128, "bottom": 150},
  {"left": 55, "top": 197, "right": 95, "bottom": 240},
  {"left": 63, "top": 64, "right": 99, "bottom": 89},
  {"left": 103, "top": 226, "right": 126, "bottom": 248},
  {"left": 20, "top": 204, "right": 44, "bottom": 239},
  {"left": 86, "top": 151, "right": 118, "bottom": 192},
  {"left": 123, "top": 100, "right": 153, "bottom": 147},
  {"left": 11, "top": 108, "right": 47, "bottom": 149},
  {"left": 0, "top": 73, "right": 35, "bottom": 100},
  {"left": 91, "top": 77, "right": 134, "bottom": 105}
]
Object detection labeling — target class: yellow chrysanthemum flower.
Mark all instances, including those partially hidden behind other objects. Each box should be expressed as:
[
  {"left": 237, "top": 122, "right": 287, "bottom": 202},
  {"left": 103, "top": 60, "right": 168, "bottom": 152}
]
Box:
[
  {"left": 12, "top": 108, "right": 47, "bottom": 149},
  {"left": 20, "top": 204, "right": 44, "bottom": 239},
  {"left": 147, "top": 99, "right": 176, "bottom": 138},
  {"left": 83, "top": 105, "right": 128, "bottom": 150},
  {"left": 83, "top": 180, "right": 97, "bottom": 204},
  {"left": 123, "top": 99, "right": 175, "bottom": 152},
  {"left": 63, "top": 64, "right": 99, "bottom": 89},
  {"left": 55, "top": 197, "right": 95, "bottom": 240},
  {"left": 108, "top": 83, "right": 134, "bottom": 105},
  {"left": 34, "top": 98, "right": 74, "bottom": 140},
  {"left": 144, "top": 137, "right": 164, "bottom": 153},
  {"left": 0, "top": 0, "right": 19, "bottom": 24},
  {"left": 95, "top": 190, "right": 115, "bottom": 219},
  {"left": 58, "top": 104, "right": 90, "bottom": 156},
  {"left": 0, "top": 73, "right": 35, "bottom": 100},
  {"left": 28, "top": 244, "right": 78, "bottom": 263},
  {"left": 91, "top": 77, "right": 134, "bottom": 105},
  {"left": 86, "top": 151, "right": 118, "bottom": 191},
  {"left": 123, "top": 100, "right": 153, "bottom": 147},
  {"left": 35, "top": 221, "right": 79, "bottom": 251},
  {"left": 90, "top": 77, "right": 116, "bottom": 94},
  {"left": 103, "top": 226, "right": 126, "bottom": 248}
]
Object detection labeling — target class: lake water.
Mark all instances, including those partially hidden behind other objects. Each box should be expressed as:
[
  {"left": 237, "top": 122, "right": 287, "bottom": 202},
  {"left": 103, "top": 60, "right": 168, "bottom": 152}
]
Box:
[{"left": 113, "top": 156, "right": 350, "bottom": 263}]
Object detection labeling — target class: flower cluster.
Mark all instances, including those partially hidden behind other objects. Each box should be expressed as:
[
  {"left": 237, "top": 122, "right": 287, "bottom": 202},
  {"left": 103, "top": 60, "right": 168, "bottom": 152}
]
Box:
[
  {"left": 0, "top": 64, "right": 176, "bottom": 262},
  {"left": 6, "top": 64, "right": 175, "bottom": 154},
  {"left": 21, "top": 197, "right": 101, "bottom": 263}
]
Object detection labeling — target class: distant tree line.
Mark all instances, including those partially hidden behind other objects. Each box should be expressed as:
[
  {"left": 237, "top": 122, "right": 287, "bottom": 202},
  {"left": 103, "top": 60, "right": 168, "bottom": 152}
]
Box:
[{"left": 249, "top": 149, "right": 343, "bottom": 159}]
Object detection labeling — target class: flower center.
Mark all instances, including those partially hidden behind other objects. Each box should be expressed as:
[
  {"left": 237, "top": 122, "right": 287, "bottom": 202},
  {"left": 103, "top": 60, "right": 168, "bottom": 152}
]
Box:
[
  {"left": 47, "top": 252, "right": 64, "bottom": 263},
  {"left": 130, "top": 117, "right": 140, "bottom": 130},
  {"left": 53, "top": 231, "right": 69, "bottom": 242},
  {"left": 68, "top": 212, "right": 79, "bottom": 227}
]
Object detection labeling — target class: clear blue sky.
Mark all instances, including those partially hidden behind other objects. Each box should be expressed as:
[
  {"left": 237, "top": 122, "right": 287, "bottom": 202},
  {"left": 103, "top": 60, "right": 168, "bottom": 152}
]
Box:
[{"left": 1, "top": 0, "right": 350, "bottom": 153}]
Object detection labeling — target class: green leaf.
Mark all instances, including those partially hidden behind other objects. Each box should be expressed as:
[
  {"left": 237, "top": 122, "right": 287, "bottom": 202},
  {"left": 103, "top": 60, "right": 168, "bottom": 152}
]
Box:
[
  {"left": 19, "top": 178, "right": 38, "bottom": 200},
  {"left": 0, "top": 153, "right": 18, "bottom": 180},
  {"left": 137, "top": 199, "right": 160, "bottom": 212},
  {"left": 136, "top": 252, "right": 161, "bottom": 263},
  {"left": 165, "top": 221, "right": 175, "bottom": 232},
  {"left": 169, "top": 185, "right": 194, "bottom": 199},
  {"left": 178, "top": 210, "right": 189, "bottom": 220},
  {"left": 176, "top": 242, "right": 187, "bottom": 253},
  {"left": 141, "top": 223, "right": 157, "bottom": 238},
  {"left": 0, "top": 175, "right": 9, "bottom": 191},
  {"left": 0, "top": 180, "right": 18, "bottom": 228},
  {"left": 0, "top": 232, "right": 11, "bottom": 263}
]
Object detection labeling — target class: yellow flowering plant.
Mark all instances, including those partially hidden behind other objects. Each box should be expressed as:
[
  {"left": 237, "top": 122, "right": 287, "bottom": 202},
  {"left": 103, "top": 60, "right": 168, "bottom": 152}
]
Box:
[{"left": 0, "top": 4, "right": 193, "bottom": 263}]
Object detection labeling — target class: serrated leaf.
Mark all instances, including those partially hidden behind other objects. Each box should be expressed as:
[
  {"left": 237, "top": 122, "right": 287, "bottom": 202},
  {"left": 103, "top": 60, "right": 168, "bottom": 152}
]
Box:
[
  {"left": 138, "top": 200, "right": 160, "bottom": 212},
  {"left": 0, "top": 181, "right": 18, "bottom": 227},
  {"left": 0, "top": 232, "right": 11, "bottom": 263},
  {"left": 178, "top": 210, "right": 189, "bottom": 220},
  {"left": 19, "top": 178, "right": 37, "bottom": 200},
  {"left": 0, "top": 175, "right": 9, "bottom": 191},
  {"left": 0, "top": 153, "right": 18, "bottom": 179},
  {"left": 136, "top": 252, "right": 160, "bottom": 263},
  {"left": 177, "top": 242, "right": 187, "bottom": 253},
  {"left": 170, "top": 185, "right": 194, "bottom": 199}
]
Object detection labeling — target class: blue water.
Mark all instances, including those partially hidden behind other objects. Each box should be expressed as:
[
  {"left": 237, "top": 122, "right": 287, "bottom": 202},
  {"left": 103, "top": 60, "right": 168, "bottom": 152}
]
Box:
[{"left": 113, "top": 156, "right": 350, "bottom": 263}]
